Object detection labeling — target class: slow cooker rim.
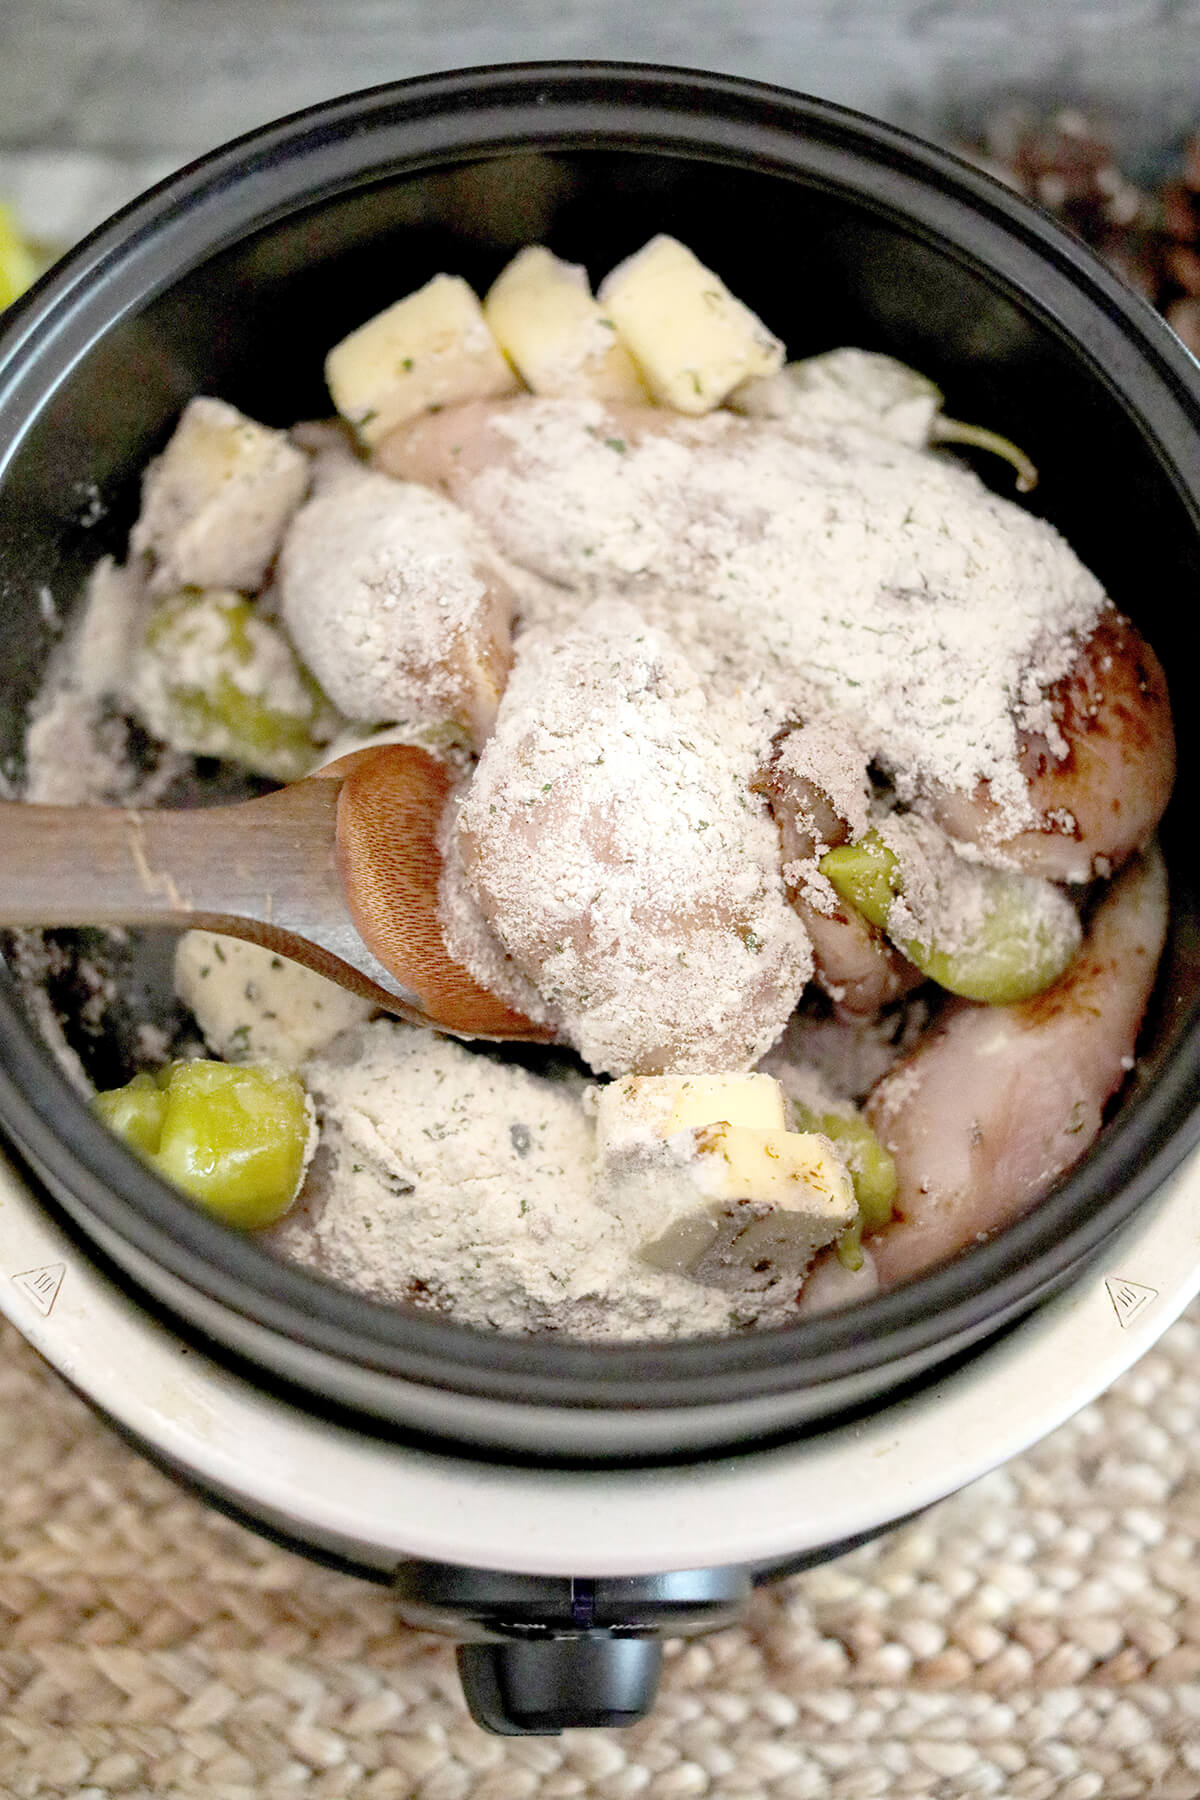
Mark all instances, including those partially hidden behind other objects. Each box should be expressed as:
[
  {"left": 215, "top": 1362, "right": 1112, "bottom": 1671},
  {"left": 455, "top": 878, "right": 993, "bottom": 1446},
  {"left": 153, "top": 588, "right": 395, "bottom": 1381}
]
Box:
[
  {"left": 6, "top": 58, "right": 1200, "bottom": 457},
  {"left": 1, "top": 60, "right": 1199, "bottom": 1414}
]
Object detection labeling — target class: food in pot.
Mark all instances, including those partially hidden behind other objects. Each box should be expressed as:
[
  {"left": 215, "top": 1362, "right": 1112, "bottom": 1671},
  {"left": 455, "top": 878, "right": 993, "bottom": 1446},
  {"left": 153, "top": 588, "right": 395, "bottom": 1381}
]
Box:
[
  {"left": 131, "top": 397, "right": 310, "bottom": 596},
  {"left": 94, "top": 1059, "right": 315, "bottom": 1229},
  {"left": 132, "top": 587, "right": 339, "bottom": 781},
  {"left": 593, "top": 1073, "right": 856, "bottom": 1285},
  {"left": 819, "top": 822, "right": 1084, "bottom": 1005},
  {"left": 325, "top": 272, "right": 518, "bottom": 445},
  {"left": 277, "top": 462, "right": 515, "bottom": 750},
  {"left": 481, "top": 244, "right": 648, "bottom": 404},
  {"left": 19, "top": 232, "right": 1174, "bottom": 1338},
  {"left": 863, "top": 846, "right": 1168, "bottom": 1286},
  {"left": 787, "top": 1100, "right": 898, "bottom": 1273}
]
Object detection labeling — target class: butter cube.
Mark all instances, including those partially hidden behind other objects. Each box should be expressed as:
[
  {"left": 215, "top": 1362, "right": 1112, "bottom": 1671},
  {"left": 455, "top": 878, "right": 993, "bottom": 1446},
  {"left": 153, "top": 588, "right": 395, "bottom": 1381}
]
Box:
[
  {"left": 131, "top": 397, "right": 310, "bottom": 595},
  {"left": 688, "top": 1121, "right": 855, "bottom": 1213},
  {"left": 597, "top": 235, "right": 783, "bottom": 414},
  {"left": 325, "top": 274, "right": 518, "bottom": 447},
  {"left": 593, "top": 1069, "right": 856, "bottom": 1294},
  {"left": 483, "top": 245, "right": 648, "bottom": 403},
  {"left": 638, "top": 1123, "right": 856, "bottom": 1288},
  {"left": 593, "top": 1071, "right": 787, "bottom": 1153}
]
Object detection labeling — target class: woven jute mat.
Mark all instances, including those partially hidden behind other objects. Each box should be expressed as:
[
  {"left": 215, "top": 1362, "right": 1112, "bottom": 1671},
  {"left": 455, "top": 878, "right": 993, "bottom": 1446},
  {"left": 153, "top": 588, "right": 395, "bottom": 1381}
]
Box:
[{"left": 2, "top": 1312, "right": 1200, "bottom": 1800}]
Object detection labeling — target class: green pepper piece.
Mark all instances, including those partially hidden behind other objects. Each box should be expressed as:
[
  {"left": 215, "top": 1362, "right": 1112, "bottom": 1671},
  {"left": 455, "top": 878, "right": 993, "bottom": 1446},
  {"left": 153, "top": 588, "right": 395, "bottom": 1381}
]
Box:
[
  {"left": 788, "top": 349, "right": 942, "bottom": 419},
  {"left": 931, "top": 417, "right": 1038, "bottom": 494},
  {"left": 820, "top": 829, "right": 1080, "bottom": 1006},
  {"left": 792, "top": 1101, "right": 898, "bottom": 1271},
  {"left": 914, "top": 884, "right": 1080, "bottom": 1004},
  {"left": 92, "top": 1059, "right": 310, "bottom": 1229},
  {"left": 763, "top": 350, "right": 1038, "bottom": 489},
  {"left": 140, "top": 589, "right": 336, "bottom": 781},
  {"left": 819, "top": 833, "right": 898, "bottom": 931},
  {"left": 153, "top": 1060, "right": 310, "bottom": 1229},
  {"left": 91, "top": 1070, "right": 168, "bottom": 1157}
]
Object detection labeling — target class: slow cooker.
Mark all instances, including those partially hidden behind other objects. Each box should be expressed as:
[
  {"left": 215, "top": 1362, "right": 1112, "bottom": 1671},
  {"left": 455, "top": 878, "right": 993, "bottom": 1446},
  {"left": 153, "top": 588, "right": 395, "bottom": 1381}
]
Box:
[{"left": 1, "top": 64, "right": 1198, "bottom": 1735}]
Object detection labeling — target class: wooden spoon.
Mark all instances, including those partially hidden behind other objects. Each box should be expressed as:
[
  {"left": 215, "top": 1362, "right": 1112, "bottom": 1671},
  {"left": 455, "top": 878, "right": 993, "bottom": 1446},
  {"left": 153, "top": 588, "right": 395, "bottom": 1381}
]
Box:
[{"left": 0, "top": 743, "right": 550, "bottom": 1042}]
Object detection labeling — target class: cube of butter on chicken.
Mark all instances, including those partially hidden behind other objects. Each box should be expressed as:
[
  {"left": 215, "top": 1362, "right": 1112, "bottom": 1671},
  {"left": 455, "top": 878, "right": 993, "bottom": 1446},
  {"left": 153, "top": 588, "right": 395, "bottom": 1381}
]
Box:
[
  {"left": 483, "top": 245, "right": 649, "bottom": 403},
  {"left": 131, "top": 397, "right": 310, "bottom": 596},
  {"left": 597, "top": 235, "right": 784, "bottom": 414},
  {"left": 593, "top": 1073, "right": 855, "bottom": 1291},
  {"left": 594, "top": 1072, "right": 787, "bottom": 1146},
  {"left": 325, "top": 273, "right": 518, "bottom": 447}
]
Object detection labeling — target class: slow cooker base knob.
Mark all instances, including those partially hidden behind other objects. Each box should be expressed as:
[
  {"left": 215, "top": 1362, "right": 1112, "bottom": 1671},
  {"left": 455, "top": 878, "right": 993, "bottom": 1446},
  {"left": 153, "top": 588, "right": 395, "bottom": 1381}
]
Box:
[{"left": 457, "top": 1636, "right": 663, "bottom": 1734}]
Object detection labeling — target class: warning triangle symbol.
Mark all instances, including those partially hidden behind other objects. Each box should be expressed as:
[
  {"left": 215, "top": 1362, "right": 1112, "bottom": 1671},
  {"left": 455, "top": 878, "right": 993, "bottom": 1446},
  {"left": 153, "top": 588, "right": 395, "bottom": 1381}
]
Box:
[
  {"left": 1104, "top": 1276, "right": 1158, "bottom": 1329},
  {"left": 11, "top": 1262, "right": 66, "bottom": 1317}
]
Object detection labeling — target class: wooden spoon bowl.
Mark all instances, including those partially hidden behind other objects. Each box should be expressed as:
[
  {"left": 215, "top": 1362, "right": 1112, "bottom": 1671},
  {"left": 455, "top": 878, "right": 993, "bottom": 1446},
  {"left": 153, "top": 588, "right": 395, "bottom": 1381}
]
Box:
[{"left": 332, "top": 744, "right": 546, "bottom": 1038}]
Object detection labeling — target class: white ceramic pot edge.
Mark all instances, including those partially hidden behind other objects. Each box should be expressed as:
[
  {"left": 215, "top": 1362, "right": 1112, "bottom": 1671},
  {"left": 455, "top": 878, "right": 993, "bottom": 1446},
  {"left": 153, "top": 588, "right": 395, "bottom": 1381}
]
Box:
[
  {"left": 22, "top": 1194, "right": 985, "bottom": 1458},
  {"left": 1, "top": 1145, "right": 1198, "bottom": 1579}
]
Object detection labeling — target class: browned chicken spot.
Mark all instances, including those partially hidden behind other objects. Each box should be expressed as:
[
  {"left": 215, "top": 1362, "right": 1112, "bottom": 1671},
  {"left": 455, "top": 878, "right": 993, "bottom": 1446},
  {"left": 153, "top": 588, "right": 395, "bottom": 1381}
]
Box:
[{"left": 927, "top": 612, "right": 1174, "bottom": 882}]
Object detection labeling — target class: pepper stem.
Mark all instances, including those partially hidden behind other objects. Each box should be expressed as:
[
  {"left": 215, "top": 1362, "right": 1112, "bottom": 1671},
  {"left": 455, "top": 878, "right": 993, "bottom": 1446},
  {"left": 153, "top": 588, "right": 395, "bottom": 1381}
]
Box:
[{"left": 932, "top": 416, "right": 1039, "bottom": 493}]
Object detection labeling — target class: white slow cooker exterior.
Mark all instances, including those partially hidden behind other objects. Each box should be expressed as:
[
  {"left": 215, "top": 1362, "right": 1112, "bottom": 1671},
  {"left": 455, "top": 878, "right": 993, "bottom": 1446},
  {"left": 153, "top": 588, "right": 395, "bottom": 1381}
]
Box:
[{"left": 2, "top": 1141, "right": 1198, "bottom": 1579}]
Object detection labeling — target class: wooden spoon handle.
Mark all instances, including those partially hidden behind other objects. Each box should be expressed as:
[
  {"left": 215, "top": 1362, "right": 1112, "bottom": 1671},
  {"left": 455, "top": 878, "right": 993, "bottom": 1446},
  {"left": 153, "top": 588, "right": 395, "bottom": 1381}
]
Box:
[
  {"left": 0, "top": 785, "right": 342, "bottom": 932},
  {"left": 0, "top": 748, "right": 555, "bottom": 1041}
]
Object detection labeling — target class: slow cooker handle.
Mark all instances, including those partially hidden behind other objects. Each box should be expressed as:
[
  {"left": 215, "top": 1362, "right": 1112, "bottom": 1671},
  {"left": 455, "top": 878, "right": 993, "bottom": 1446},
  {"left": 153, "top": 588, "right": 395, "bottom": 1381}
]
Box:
[
  {"left": 457, "top": 1636, "right": 664, "bottom": 1735},
  {"left": 393, "top": 1562, "right": 753, "bottom": 1734}
]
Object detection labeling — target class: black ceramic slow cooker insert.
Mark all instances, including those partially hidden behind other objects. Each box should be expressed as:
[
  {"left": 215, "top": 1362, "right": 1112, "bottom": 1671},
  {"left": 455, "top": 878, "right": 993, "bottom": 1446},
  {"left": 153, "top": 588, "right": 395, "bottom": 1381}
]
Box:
[{"left": 0, "top": 67, "right": 1199, "bottom": 1728}]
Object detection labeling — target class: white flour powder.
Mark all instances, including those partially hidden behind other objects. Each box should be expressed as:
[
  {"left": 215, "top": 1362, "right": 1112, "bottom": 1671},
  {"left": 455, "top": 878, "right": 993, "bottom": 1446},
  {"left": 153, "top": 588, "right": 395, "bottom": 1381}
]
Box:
[
  {"left": 266, "top": 1020, "right": 747, "bottom": 1338},
  {"left": 448, "top": 398, "right": 1106, "bottom": 828},
  {"left": 441, "top": 602, "right": 813, "bottom": 1076},
  {"left": 24, "top": 555, "right": 187, "bottom": 807}
]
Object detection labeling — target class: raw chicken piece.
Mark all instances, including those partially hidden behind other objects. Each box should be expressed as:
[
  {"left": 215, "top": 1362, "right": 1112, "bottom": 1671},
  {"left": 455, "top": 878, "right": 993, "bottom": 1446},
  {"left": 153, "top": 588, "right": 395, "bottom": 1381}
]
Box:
[
  {"left": 278, "top": 462, "right": 515, "bottom": 750},
  {"left": 374, "top": 394, "right": 690, "bottom": 491},
  {"left": 796, "top": 902, "right": 924, "bottom": 1019},
  {"left": 865, "top": 846, "right": 1169, "bottom": 1284},
  {"left": 386, "top": 400, "right": 1172, "bottom": 889},
  {"left": 756, "top": 720, "right": 922, "bottom": 1019},
  {"left": 440, "top": 603, "right": 813, "bottom": 1077},
  {"left": 927, "top": 610, "right": 1175, "bottom": 882}
]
